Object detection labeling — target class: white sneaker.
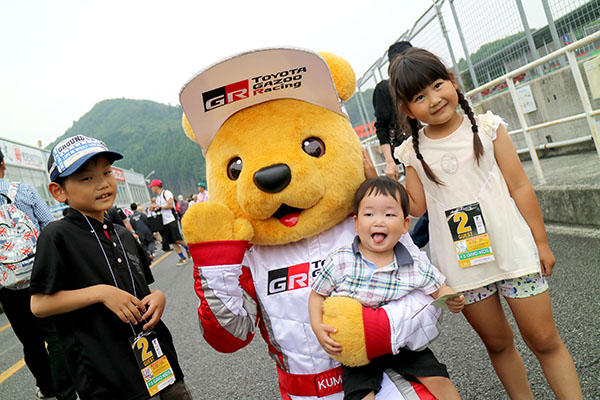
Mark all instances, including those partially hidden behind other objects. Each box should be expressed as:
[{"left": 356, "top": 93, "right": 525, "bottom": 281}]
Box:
[
  {"left": 176, "top": 258, "right": 187, "bottom": 266},
  {"left": 35, "top": 386, "right": 55, "bottom": 399}
]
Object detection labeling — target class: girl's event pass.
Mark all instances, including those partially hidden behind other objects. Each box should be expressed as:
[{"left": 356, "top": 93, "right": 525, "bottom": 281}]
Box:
[
  {"left": 445, "top": 202, "right": 495, "bottom": 268},
  {"left": 130, "top": 330, "right": 175, "bottom": 396}
]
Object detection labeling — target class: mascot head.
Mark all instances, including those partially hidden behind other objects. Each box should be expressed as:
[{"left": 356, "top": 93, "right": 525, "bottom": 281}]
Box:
[{"left": 180, "top": 48, "right": 364, "bottom": 245}]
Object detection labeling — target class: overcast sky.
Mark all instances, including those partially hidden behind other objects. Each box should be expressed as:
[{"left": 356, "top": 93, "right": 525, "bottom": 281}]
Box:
[{"left": 1, "top": 0, "right": 549, "bottom": 148}]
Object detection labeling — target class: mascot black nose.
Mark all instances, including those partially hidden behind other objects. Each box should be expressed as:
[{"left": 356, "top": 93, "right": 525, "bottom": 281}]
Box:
[{"left": 254, "top": 164, "right": 291, "bottom": 193}]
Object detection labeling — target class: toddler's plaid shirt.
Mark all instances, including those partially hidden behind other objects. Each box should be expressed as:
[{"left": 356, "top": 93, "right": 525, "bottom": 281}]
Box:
[{"left": 312, "top": 236, "right": 444, "bottom": 308}]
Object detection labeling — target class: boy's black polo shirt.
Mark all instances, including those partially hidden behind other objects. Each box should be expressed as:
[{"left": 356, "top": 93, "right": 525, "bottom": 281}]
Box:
[{"left": 30, "top": 208, "right": 184, "bottom": 400}]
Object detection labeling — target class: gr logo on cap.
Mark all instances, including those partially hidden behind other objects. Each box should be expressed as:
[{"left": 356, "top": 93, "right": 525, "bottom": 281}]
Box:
[{"left": 48, "top": 135, "right": 123, "bottom": 182}]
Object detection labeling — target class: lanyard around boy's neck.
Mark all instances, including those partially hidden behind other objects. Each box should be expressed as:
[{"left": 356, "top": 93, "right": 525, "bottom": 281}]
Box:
[{"left": 83, "top": 215, "right": 139, "bottom": 336}]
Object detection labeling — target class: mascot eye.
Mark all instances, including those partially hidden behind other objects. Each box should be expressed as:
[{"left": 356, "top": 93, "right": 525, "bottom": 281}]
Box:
[
  {"left": 302, "top": 137, "right": 325, "bottom": 158},
  {"left": 227, "top": 157, "right": 243, "bottom": 180}
]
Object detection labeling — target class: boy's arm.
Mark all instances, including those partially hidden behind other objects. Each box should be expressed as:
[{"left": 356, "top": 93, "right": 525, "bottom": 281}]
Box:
[
  {"left": 31, "top": 284, "right": 145, "bottom": 324},
  {"left": 308, "top": 290, "right": 342, "bottom": 355}
]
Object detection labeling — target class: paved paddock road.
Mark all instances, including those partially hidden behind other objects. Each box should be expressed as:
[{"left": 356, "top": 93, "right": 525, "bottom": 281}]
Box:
[{"left": 1, "top": 231, "right": 598, "bottom": 399}]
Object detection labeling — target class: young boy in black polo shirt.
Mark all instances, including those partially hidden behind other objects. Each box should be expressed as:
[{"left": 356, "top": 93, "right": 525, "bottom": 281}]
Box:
[{"left": 30, "top": 135, "right": 193, "bottom": 400}]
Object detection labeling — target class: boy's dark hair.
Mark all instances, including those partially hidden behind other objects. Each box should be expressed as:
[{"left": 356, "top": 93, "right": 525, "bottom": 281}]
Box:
[
  {"left": 0, "top": 149, "right": 4, "bottom": 164},
  {"left": 353, "top": 177, "right": 410, "bottom": 218},
  {"left": 130, "top": 203, "right": 138, "bottom": 211},
  {"left": 389, "top": 47, "right": 484, "bottom": 185}
]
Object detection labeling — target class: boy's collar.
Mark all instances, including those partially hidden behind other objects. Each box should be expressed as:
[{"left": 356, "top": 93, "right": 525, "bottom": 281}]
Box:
[
  {"left": 64, "top": 207, "right": 114, "bottom": 229},
  {"left": 351, "top": 235, "right": 413, "bottom": 266}
]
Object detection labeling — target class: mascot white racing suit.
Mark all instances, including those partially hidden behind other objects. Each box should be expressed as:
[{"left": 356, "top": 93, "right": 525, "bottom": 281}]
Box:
[{"left": 190, "top": 217, "right": 441, "bottom": 400}]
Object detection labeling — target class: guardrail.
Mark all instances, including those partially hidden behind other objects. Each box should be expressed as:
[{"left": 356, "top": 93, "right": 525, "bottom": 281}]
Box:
[{"left": 361, "top": 31, "right": 600, "bottom": 184}]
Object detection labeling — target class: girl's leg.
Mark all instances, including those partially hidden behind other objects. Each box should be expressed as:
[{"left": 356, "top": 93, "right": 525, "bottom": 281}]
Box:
[
  {"left": 506, "top": 292, "right": 583, "bottom": 400},
  {"left": 462, "top": 293, "right": 533, "bottom": 400},
  {"left": 416, "top": 376, "right": 461, "bottom": 400}
]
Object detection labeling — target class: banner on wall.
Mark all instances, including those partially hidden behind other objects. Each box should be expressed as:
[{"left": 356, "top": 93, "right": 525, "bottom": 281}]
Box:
[
  {"left": 0, "top": 139, "right": 47, "bottom": 170},
  {"left": 112, "top": 166, "right": 126, "bottom": 182}
]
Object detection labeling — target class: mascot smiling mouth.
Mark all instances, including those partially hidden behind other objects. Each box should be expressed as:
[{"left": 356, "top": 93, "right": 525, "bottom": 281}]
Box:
[{"left": 272, "top": 204, "right": 304, "bottom": 227}]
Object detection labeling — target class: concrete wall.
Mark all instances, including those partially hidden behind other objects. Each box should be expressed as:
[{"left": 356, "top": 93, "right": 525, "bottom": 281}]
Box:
[{"left": 473, "top": 58, "right": 599, "bottom": 157}]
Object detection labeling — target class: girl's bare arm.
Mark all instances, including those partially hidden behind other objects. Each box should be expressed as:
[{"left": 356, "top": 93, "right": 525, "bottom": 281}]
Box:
[
  {"left": 493, "top": 124, "right": 555, "bottom": 275},
  {"left": 404, "top": 166, "right": 427, "bottom": 217}
]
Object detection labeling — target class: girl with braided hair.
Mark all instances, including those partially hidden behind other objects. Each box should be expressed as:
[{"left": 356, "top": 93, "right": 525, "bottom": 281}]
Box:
[{"left": 389, "top": 47, "right": 582, "bottom": 399}]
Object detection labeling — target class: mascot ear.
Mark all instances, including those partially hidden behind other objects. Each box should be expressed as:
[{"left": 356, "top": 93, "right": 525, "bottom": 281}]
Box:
[
  {"left": 318, "top": 52, "right": 356, "bottom": 102},
  {"left": 182, "top": 113, "right": 196, "bottom": 141}
]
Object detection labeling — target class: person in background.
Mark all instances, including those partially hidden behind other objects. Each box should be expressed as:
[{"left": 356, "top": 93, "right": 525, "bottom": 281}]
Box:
[
  {"left": 130, "top": 202, "right": 156, "bottom": 261},
  {"left": 148, "top": 179, "right": 190, "bottom": 266},
  {"left": 147, "top": 197, "right": 164, "bottom": 249},
  {"left": 105, "top": 205, "right": 139, "bottom": 241},
  {"left": 188, "top": 194, "right": 198, "bottom": 208},
  {"left": 373, "top": 41, "right": 412, "bottom": 181},
  {"left": 176, "top": 195, "right": 188, "bottom": 218},
  {"left": 372, "top": 40, "right": 429, "bottom": 248},
  {"left": 0, "top": 150, "right": 77, "bottom": 400},
  {"left": 196, "top": 182, "right": 208, "bottom": 203}
]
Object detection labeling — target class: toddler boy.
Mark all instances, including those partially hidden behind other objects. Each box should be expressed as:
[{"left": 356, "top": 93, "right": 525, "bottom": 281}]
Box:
[
  {"left": 30, "top": 135, "right": 192, "bottom": 400},
  {"left": 309, "top": 177, "right": 465, "bottom": 400}
]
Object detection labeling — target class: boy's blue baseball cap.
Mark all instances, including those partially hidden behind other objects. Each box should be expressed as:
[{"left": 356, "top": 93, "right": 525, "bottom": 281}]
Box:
[{"left": 48, "top": 135, "right": 123, "bottom": 182}]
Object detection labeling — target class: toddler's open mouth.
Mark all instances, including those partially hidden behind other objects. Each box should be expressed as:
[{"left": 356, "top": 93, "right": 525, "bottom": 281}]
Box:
[{"left": 371, "top": 232, "right": 387, "bottom": 244}]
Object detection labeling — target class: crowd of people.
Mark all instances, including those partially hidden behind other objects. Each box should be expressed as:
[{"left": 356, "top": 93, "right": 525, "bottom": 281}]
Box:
[
  {"left": 104, "top": 180, "right": 210, "bottom": 265},
  {"left": 0, "top": 40, "right": 584, "bottom": 400}
]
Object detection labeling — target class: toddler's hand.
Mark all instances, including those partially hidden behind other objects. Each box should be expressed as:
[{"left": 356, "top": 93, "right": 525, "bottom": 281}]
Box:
[
  {"left": 445, "top": 294, "right": 465, "bottom": 313},
  {"left": 101, "top": 285, "right": 145, "bottom": 325},
  {"left": 140, "top": 290, "right": 166, "bottom": 330},
  {"left": 314, "top": 323, "right": 343, "bottom": 355}
]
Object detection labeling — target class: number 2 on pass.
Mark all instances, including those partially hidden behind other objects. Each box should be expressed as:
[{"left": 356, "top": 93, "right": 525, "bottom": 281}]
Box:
[
  {"left": 136, "top": 337, "right": 152, "bottom": 362},
  {"left": 453, "top": 212, "right": 472, "bottom": 235}
]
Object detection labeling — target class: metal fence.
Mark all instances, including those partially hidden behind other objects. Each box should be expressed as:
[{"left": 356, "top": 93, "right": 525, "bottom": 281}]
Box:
[{"left": 351, "top": 0, "right": 600, "bottom": 181}]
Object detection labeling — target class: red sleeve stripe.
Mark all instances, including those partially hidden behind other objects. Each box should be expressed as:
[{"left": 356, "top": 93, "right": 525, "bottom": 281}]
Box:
[
  {"left": 362, "top": 306, "right": 393, "bottom": 360},
  {"left": 193, "top": 264, "right": 254, "bottom": 353},
  {"left": 189, "top": 240, "right": 249, "bottom": 266}
]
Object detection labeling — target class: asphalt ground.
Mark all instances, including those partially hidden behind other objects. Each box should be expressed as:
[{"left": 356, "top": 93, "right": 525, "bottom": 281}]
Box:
[
  {"left": 522, "top": 150, "right": 600, "bottom": 186},
  {"left": 0, "top": 229, "right": 598, "bottom": 399}
]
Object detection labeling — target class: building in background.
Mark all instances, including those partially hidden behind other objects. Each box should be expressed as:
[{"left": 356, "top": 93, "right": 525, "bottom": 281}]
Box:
[{"left": 0, "top": 137, "right": 151, "bottom": 216}]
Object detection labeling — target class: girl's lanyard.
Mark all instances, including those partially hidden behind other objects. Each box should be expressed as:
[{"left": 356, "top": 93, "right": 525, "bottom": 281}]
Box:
[
  {"left": 84, "top": 215, "right": 176, "bottom": 395},
  {"left": 425, "top": 163, "right": 499, "bottom": 269}
]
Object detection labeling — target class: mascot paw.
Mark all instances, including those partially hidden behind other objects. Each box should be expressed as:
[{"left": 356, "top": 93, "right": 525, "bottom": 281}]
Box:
[
  {"left": 322, "top": 296, "right": 369, "bottom": 367},
  {"left": 182, "top": 202, "right": 254, "bottom": 243}
]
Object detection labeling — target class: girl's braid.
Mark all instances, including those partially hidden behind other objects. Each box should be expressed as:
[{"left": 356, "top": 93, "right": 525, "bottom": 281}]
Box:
[
  {"left": 456, "top": 90, "right": 484, "bottom": 164},
  {"left": 409, "top": 117, "right": 443, "bottom": 185}
]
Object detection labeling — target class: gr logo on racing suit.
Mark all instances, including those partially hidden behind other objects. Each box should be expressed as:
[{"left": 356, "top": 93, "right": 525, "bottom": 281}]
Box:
[
  {"left": 267, "top": 260, "right": 324, "bottom": 295},
  {"left": 202, "top": 79, "right": 249, "bottom": 111}
]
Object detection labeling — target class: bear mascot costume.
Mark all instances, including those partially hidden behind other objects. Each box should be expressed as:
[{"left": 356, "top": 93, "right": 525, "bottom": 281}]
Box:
[{"left": 179, "top": 48, "right": 441, "bottom": 399}]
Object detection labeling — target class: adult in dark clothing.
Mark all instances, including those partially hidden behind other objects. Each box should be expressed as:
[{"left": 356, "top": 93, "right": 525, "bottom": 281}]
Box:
[
  {"left": 373, "top": 41, "right": 413, "bottom": 181},
  {"left": 130, "top": 202, "right": 156, "bottom": 260},
  {"left": 106, "top": 206, "right": 139, "bottom": 241},
  {"left": 372, "top": 41, "right": 429, "bottom": 248}
]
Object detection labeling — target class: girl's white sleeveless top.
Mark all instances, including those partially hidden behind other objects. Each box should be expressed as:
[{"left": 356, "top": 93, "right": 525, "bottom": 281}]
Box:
[{"left": 395, "top": 112, "right": 541, "bottom": 292}]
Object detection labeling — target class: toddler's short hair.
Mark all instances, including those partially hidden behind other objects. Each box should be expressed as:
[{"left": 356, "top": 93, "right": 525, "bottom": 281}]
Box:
[{"left": 352, "top": 177, "right": 410, "bottom": 218}]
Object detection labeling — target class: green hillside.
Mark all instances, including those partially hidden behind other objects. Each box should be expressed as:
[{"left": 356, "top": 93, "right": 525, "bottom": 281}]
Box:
[{"left": 48, "top": 99, "right": 206, "bottom": 197}]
